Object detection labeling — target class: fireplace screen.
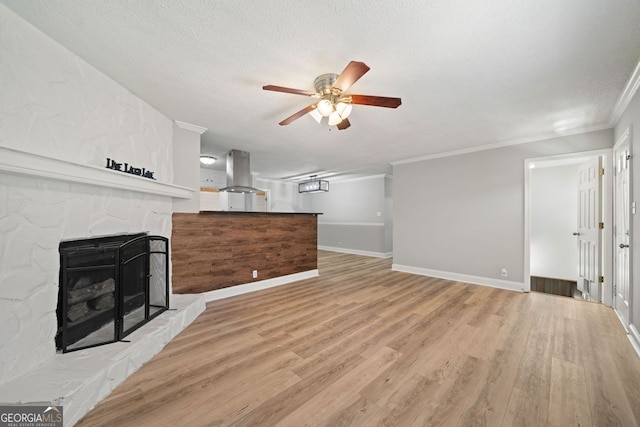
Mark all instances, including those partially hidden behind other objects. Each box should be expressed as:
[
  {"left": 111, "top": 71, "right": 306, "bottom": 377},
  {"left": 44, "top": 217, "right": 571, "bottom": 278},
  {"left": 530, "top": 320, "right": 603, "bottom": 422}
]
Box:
[{"left": 56, "top": 234, "right": 169, "bottom": 353}]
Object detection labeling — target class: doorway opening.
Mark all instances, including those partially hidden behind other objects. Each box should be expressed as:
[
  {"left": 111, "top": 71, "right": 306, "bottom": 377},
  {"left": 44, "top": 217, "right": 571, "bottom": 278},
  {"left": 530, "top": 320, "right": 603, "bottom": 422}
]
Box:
[
  {"left": 524, "top": 149, "right": 613, "bottom": 305},
  {"left": 254, "top": 189, "right": 270, "bottom": 212}
]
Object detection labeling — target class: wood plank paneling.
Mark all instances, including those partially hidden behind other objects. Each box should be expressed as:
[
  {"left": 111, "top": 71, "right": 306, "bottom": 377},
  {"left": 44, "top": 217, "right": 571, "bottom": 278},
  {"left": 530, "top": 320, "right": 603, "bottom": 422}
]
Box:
[{"left": 171, "top": 212, "right": 318, "bottom": 294}]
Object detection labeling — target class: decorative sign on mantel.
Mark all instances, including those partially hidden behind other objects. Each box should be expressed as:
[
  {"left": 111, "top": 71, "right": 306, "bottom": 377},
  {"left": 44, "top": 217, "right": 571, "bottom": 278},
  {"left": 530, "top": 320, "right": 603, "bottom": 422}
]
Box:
[{"left": 106, "top": 158, "right": 155, "bottom": 180}]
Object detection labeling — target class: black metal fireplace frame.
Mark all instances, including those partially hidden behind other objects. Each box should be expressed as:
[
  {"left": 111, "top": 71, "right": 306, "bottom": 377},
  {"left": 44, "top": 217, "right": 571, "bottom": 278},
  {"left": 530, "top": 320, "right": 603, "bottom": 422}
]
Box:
[{"left": 56, "top": 233, "right": 169, "bottom": 353}]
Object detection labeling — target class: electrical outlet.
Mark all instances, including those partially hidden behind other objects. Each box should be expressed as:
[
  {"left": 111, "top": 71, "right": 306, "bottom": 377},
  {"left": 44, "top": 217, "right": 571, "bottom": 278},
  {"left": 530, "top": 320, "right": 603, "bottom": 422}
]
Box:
[
  {"left": 500, "top": 268, "right": 508, "bottom": 277},
  {"left": 252, "top": 270, "right": 258, "bottom": 279}
]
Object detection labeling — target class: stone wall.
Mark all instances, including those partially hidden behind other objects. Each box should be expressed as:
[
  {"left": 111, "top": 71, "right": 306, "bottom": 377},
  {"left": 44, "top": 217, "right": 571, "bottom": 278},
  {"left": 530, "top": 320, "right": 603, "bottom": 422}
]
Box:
[{"left": 0, "top": 5, "right": 174, "bottom": 385}]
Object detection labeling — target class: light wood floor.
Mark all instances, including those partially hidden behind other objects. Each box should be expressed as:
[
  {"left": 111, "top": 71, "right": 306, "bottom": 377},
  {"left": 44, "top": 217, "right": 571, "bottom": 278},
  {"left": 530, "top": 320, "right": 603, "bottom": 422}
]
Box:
[{"left": 78, "top": 251, "right": 640, "bottom": 426}]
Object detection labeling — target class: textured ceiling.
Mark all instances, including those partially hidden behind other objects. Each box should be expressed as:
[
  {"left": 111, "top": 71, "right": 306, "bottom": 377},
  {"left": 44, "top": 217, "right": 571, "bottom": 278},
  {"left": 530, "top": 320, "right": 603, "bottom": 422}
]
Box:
[{"left": 3, "top": 0, "right": 640, "bottom": 179}]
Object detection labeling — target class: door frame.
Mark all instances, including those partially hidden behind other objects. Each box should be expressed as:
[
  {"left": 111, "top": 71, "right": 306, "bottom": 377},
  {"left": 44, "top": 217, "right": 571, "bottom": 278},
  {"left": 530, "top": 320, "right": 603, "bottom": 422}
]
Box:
[
  {"left": 254, "top": 189, "right": 271, "bottom": 212},
  {"left": 524, "top": 148, "right": 613, "bottom": 305},
  {"left": 613, "top": 127, "right": 633, "bottom": 327}
]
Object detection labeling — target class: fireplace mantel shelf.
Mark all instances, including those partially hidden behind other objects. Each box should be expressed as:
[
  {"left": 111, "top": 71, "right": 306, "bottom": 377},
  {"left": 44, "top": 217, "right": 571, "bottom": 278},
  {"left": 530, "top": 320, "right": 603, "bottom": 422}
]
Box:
[{"left": 0, "top": 146, "right": 193, "bottom": 199}]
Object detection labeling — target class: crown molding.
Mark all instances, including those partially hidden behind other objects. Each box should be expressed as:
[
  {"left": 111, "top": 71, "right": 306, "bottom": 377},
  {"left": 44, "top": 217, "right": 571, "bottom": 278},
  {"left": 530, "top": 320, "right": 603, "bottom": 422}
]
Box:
[
  {"left": 174, "top": 120, "right": 208, "bottom": 134},
  {"left": 255, "top": 177, "right": 298, "bottom": 185},
  {"left": 260, "top": 171, "right": 388, "bottom": 183},
  {"left": 609, "top": 59, "right": 640, "bottom": 126},
  {"left": 614, "top": 126, "right": 631, "bottom": 150},
  {"left": 391, "top": 123, "right": 611, "bottom": 166},
  {"left": 330, "top": 174, "right": 388, "bottom": 184}
]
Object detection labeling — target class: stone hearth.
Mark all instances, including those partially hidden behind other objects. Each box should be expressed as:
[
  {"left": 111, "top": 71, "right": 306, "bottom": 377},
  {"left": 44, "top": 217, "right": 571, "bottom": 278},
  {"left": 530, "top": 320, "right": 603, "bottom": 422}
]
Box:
[{"left": 0, "top": 294, "right": 204, "bottom": 426}]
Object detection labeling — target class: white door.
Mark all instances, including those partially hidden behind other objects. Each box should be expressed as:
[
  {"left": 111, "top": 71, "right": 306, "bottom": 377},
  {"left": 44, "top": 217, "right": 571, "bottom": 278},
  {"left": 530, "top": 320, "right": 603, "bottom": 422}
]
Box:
[
  {"left": 577, "top": 157, "right": 602, "bottom": 299},
  {"left": 614, "top": 136, "right": 631, "bottom": 325}
]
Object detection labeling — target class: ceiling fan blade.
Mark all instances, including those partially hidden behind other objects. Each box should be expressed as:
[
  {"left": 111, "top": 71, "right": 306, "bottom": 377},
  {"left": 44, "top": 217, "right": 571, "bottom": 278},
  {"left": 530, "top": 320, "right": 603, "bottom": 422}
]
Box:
[
  {"left": 337, "top": 118, "right": 351, "bottom": 130},
  {"left": 279, "top": 104, "right": 317, "bottom": 126},
  {"left": 263, "top": 85, "right": 316, "bottom": 97},
  {"left": 333, "top": 61, "right": 370, "bottom": 92},
  {"left": 349, "top": 94, "right": 402, "bottom": 108}
]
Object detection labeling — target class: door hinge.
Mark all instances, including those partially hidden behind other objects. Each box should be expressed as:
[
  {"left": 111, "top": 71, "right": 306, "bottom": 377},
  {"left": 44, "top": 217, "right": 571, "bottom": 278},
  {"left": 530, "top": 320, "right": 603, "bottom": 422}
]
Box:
[
  {"left": 627, "top": 154, "right": 631, "bottom": 161},
  {"left": 599, "top": 222, "right": 604, "bottom": 230},
  {"left": 599, "top": 168, "right": 605, "bottom": 176},
  {"left": 598, "top": 276, "right": 604, "bottom": 283}
]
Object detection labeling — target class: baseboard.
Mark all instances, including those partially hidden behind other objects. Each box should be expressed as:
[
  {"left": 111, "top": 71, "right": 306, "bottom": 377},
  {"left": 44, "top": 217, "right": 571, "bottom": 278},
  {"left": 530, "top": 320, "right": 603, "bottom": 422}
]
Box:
[
  {"left": 628, "top": 324, "right": 640, "bottom": 359},
  {"left": 614, "top": 308, "right": 630, "bottom": 333},
  {"left": 318, "top": 245, "right": 393, "bottom": 259},
  {"left": 613, "top": 310, "right": 640, "bottom": 359},
  {"left": 391, "top": 264, "right": 524, "bottom": 292},
  {"left": 202, "top": 269, "right": 319, "bottom": 302}
]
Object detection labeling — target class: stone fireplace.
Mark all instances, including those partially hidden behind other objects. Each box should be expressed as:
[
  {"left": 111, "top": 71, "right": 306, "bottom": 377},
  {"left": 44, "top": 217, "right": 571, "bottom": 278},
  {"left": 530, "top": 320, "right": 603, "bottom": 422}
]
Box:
[
  {"left": 0, "top": 5, "right": 205, "bottom": 425},
  {"left": 0, "top": 150, "right": 205, "bottom": 425}
]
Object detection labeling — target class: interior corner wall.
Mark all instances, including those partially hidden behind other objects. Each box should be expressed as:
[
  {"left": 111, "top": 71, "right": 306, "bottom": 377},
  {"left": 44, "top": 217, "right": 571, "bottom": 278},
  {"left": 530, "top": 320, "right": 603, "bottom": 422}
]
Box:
[
  {"left": 309, "top": 175, "right": 391, "bottom": 257},
  {"left": 530, "top": 164, "right": 579, "bottom": 280},
  {"left": 614, "top": 86, "right": 640, "bottom": 336},
  {"left": 385, "top": 176, "right": 394, "bottom": 253},
  {"left": 393, "top": 129, "right": 613, "bottom": 288},
  {"left": 172, "top": 125, "right": 200, "bottom": 213}
]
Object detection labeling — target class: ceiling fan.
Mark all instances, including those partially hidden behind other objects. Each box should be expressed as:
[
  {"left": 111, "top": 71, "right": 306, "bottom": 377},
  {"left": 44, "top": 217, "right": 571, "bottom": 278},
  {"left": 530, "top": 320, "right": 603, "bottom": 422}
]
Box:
[{"left": 263, "top": 61, "right": 402, "bottom": 130}]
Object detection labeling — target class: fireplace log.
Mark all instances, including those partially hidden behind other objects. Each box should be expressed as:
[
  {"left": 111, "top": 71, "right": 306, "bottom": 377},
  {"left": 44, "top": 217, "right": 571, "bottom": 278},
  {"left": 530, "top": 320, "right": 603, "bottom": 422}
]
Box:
[
  {"left": 68, "top": 278, "right": 116, "bottom": 305},
  {"left": 89, "top": 293, "right": 115, "bottom": 310},
  {"left": 71, "top": 276, "right": 92, "bottom": 290},
  {"left": 67, "top": 302, "right": 89, "bottom": 322}
]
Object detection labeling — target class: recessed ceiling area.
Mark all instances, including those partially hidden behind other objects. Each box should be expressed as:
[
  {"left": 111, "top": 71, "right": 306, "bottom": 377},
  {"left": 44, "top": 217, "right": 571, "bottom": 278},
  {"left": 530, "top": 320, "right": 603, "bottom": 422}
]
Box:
[{"left": 3, "top": 0, "right": 640, "bottom": 179}]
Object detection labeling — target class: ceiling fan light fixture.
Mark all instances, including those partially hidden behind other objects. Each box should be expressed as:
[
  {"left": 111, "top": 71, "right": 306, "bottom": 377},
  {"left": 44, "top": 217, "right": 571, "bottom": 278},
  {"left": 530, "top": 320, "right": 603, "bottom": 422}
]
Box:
[
  {"left": 263, "top": 61, "right": 402, "bottom": 130},
  {"left": 309, "top": 107, "right": 323, "bottom": 124},
  {"left": 335, "top": 102, "right": 352, "bottom": 119},
  {"left": 317, "top": 99, "right": 333, "bottom": 117},
  {"left": 328, "top": 111, "right": 343, "bottom": 126}
]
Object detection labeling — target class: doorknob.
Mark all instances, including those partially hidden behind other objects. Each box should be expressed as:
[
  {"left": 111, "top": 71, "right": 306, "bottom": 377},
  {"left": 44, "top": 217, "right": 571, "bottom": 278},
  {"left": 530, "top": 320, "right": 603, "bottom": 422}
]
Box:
[
  {"left": 619, "top": 243, "right": 629, "bottom": 249},
  {"left": 572, "top": 232, "right": 580, "bottom": 236}
]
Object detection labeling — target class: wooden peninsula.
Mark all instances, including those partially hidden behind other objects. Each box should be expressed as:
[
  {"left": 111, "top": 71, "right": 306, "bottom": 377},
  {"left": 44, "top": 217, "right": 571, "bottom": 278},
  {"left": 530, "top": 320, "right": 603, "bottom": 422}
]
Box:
[{"left": 171, "top": 211, "right": 319, "bottom": 294}]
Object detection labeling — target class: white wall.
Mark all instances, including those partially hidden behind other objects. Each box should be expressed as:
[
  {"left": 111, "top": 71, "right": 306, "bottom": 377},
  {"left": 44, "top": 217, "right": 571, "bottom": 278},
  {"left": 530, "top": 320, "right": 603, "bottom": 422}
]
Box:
[
  {"left": 200, "top": 168, "right": 227, "bottom": 189},
  {"left": 0, "top": 5, "right": 174, "bottom": 385},
  {"left": 530, "top": 164, "right": 579, "bottom": 280},
  {"left": 256, "top": 178, "right": 310, "bottom": 213},
  {"left": 172, "top": 124, "right": 201, "bottom": 213},
  {"left": 614, "top": 75, "right": 640, "bottom": 346},
  {"left": 308, "top": 175, "right": 392, "bottom": 257},
  {"left": 312, "top": 176, "right": 386, "bottom": 222},
  {"left": 393, "top": 129, "right": 613, "bottom": 290}
]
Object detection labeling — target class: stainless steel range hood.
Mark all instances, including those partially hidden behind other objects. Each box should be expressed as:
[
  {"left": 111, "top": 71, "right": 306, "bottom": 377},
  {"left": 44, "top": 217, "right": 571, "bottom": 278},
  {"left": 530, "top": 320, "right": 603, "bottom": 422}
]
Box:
[{"left": 219, "top": 149, "right": 261, "bottom": 193}]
